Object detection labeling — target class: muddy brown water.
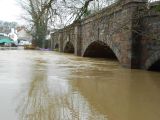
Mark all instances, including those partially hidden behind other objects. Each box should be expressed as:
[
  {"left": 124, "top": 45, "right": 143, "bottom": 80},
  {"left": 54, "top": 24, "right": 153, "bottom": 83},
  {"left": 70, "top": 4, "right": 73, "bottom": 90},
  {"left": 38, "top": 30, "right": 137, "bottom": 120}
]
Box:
[{"left": 0, "top": 50, "right": 160, "bottom": 120}]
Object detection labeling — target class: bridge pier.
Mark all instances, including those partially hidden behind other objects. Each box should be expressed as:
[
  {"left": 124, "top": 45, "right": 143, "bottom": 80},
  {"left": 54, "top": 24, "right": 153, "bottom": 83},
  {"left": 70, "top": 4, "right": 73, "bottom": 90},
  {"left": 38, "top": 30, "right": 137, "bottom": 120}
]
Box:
[
  {"left": 58, "top": 31, "right": 63, "bottom": 52},
  {"left": 74, "top": 22, "right": 82, "bottom": 56}
]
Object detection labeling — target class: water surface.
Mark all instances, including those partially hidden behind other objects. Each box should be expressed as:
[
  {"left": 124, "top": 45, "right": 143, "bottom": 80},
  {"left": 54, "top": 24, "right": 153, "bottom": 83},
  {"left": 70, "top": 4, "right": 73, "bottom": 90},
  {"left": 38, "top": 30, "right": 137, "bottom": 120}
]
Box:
[{"left": 0, "top": 50, "right": 160, "bottom": 120}]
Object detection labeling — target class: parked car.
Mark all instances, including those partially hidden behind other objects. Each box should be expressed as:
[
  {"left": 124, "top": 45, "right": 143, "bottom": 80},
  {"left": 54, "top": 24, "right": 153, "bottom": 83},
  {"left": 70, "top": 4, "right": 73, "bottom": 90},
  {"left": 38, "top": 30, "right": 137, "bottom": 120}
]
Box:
[{"left": 19, "top": 40, "right": 31, "bottom": 46}]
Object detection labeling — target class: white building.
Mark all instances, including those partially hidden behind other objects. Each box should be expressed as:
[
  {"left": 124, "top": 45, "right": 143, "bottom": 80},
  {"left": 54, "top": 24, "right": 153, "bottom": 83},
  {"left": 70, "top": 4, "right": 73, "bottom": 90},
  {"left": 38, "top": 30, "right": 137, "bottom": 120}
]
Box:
[
  {"left": 8, "top": 28, "right": 18, "bottom": 45},
  {"left": 17, "top": 27, "right": 32, "bottom": 45}
]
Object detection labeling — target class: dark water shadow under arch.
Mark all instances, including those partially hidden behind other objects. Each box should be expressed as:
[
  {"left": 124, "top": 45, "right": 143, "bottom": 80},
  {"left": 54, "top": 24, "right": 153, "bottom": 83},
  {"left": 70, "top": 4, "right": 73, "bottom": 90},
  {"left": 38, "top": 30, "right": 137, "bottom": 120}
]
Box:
[
  {"left": 145, "top": 52, "right": 160, "bottom": 71},
  {"left": 83, "top": 41, "right": 118, "bottom": 60},
  {"left": 64, "top": 41, "right": 74, "bottom": 53}
]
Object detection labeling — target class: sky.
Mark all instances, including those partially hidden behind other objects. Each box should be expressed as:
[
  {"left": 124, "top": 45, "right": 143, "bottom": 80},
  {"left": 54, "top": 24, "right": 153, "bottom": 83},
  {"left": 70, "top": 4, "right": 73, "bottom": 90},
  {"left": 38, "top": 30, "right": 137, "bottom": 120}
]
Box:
[
  {"left": 0, "top": 0, "right": 158, "bottom": 25},
  {"left": 0, "top": 0, "right": 24, "bottom": 24}
]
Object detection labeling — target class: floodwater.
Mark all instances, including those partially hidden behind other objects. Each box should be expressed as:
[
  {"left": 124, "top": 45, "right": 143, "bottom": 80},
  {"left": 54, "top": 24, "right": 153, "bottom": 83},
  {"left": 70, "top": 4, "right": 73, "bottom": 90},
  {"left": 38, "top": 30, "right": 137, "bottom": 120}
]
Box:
[{"left": 0, "top": 50, "right": 160, "bottom": 120}]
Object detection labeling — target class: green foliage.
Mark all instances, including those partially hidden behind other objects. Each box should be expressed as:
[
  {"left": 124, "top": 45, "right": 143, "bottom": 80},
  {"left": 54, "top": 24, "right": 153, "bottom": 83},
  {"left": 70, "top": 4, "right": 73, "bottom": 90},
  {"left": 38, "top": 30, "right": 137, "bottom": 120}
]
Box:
[
  {"left": 83, "top": 10, "right": 92, "bottom": 18},
  {"left": 153, "top": 5, "right": 160, "bottom": 12}
]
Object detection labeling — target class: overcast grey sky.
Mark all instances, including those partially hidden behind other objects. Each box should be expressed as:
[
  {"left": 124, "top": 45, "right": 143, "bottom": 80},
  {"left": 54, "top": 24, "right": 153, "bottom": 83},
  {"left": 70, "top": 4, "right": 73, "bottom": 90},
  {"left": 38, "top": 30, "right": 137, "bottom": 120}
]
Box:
[
  {"left": 0, "top": 0, "right": 158, "bottom": 24},
  {"left": 0, "top": 0, "right": 24, "bottom": 23}
]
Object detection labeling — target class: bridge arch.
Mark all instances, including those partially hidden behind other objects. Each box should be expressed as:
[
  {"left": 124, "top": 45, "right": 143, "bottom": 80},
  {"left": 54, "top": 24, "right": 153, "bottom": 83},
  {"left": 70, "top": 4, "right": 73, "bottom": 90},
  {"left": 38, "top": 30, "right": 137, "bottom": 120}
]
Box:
[
  {"left": 54, "top": 43, "right": 59, "bottom": 50},
  {"left": 63, "top": 41, "right": 74, "bottom": 53},
  {"left": 145, "top": 52, "right": 160, "bottom": 71},
  {"left": 83, "top": 41, "right": 119, "bottom": 61}
]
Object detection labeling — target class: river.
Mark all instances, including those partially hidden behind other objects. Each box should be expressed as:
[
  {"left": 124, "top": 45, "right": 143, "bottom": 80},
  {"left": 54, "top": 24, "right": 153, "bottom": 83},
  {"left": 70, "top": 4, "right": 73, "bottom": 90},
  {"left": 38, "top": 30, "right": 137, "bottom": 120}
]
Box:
[{"left": 0, "top": 50, "right": 160, "bottom": 120}]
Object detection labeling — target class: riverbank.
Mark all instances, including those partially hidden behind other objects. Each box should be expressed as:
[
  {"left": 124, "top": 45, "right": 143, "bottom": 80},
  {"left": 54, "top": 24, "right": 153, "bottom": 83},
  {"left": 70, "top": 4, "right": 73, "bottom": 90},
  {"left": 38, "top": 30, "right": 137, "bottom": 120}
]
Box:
[{"left": 0, "top": 46, "right": 24, "bottom": 50}]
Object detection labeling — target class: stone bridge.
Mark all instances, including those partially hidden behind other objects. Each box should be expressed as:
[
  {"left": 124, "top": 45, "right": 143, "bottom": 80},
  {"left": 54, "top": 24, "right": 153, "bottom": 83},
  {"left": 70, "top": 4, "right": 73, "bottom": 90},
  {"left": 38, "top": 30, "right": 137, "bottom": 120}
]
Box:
[{"left": 51, "top": 0, "right": 160, "bottom": 71}]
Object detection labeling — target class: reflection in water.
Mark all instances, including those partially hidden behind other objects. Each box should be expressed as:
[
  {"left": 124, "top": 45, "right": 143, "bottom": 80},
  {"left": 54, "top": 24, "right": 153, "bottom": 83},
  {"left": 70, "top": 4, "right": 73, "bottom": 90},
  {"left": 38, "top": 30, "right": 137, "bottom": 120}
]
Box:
[
  {"left": 16, "top": 60, "right": 54, "bottom": 120},
  {"left": 0, "top": 51, "right": 160, "bottom": 120},
  {"left": 16, "top": 57, "right": 107, "bottom": 120},
  {"left": 68, "top": 58, "right": 160, "bottom": 120}
]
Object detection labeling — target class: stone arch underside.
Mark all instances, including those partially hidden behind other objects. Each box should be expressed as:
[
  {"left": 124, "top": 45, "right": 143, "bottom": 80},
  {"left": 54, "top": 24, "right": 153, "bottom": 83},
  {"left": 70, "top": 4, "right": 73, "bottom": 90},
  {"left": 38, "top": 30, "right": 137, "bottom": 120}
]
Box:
[
  {"left": 83, "top": 41, "right": 119, "bottom": 60},
  {"left": 64, "top": 41, "right": 74, "bottom": 53},
  {"left": 54, "top": 43, "right": 59, "bottom": 49},
  {"left": 145, "top": 52, "right": 160, "bottom": 71}
]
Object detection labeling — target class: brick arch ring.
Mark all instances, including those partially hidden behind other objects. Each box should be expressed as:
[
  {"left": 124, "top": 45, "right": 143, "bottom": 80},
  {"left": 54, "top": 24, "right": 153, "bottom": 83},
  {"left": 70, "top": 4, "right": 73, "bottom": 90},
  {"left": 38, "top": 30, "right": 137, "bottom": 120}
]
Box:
[
  {"left": 82, "top": 40, "right": 121, "bottom": 62},
  {"left": 145, "top": 51, "right": 160, "bottom": 70}
]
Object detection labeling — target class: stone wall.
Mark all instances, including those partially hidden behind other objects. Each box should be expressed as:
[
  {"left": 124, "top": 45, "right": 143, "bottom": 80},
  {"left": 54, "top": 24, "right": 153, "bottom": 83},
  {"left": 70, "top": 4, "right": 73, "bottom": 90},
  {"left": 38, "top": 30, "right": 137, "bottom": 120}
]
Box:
[
  {"left": 80, "top": 1, "right": 136, "bottom": 67},
  {"left": 140, "top": 2, "right": 160, "bottom": 69}
]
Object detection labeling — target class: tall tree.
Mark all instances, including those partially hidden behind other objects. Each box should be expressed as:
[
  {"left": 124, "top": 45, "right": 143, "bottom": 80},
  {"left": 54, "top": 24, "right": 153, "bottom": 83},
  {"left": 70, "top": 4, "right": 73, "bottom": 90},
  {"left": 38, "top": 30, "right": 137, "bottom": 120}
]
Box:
[{"left": 18, "top": 0, "right": 56, "bottom": 48}]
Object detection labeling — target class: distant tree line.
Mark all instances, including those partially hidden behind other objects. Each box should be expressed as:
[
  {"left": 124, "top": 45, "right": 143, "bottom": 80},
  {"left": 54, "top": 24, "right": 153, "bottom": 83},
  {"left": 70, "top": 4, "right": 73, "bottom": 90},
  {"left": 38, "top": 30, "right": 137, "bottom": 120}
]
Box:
[{"left": 0, "top": 21, "right": 18, "bottom": 34}]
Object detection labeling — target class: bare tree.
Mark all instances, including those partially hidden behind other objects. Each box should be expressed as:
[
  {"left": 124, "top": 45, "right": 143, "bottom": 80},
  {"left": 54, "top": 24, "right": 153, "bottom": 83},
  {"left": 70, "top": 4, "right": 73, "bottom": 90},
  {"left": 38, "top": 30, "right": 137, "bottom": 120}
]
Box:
[
  {"left": 50, "top": 0, "right": 117, "bottom": 27},
  {"left": 17, "top": 0, "right": 56, "bottom": 48}
]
